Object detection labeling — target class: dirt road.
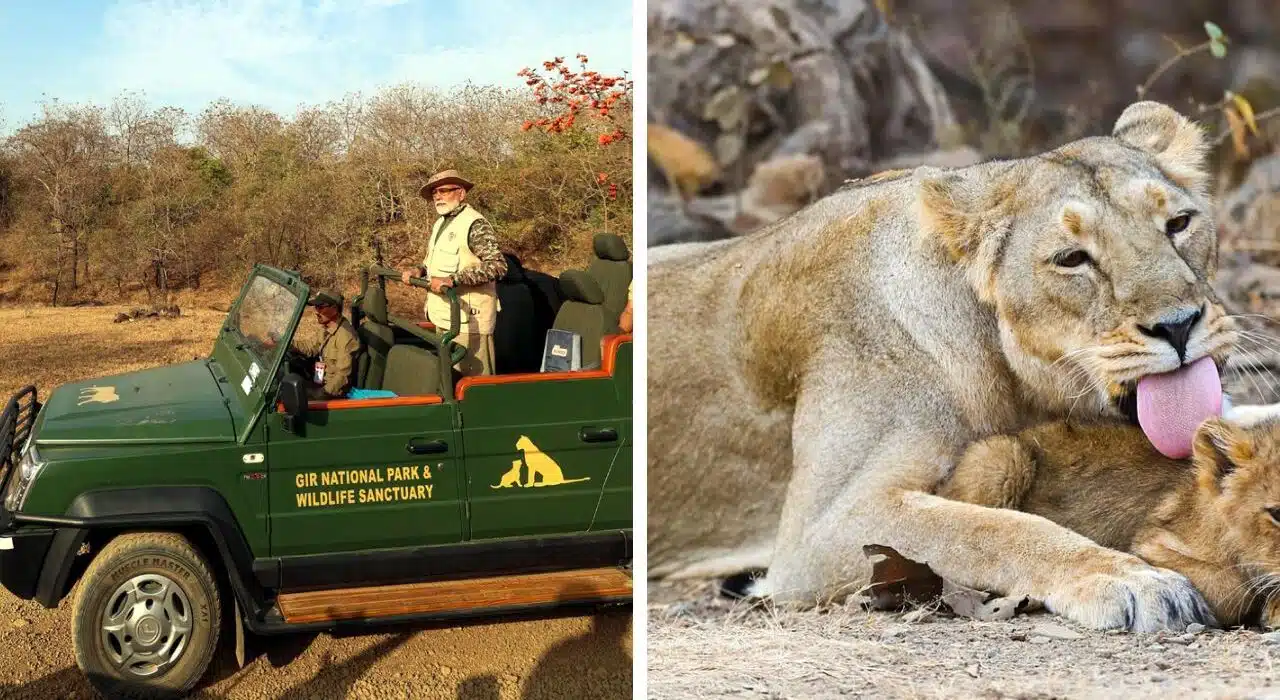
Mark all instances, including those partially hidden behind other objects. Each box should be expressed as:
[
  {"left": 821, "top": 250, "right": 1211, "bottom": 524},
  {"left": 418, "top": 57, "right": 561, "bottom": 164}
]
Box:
[
  {"left": 649, "top": 579, "right": 1280, "bottom": 699},
  {"left": 1, "top": 588, "right": 630, "bottom": 699},
  {"left": 0, "top": 305, "right": 632, "bottom": 699}
]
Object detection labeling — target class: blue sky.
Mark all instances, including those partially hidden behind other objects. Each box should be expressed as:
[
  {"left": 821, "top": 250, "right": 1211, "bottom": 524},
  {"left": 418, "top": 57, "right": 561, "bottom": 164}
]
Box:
[{"left": 0, "top": 0, "right": 632, "bottom": 132}]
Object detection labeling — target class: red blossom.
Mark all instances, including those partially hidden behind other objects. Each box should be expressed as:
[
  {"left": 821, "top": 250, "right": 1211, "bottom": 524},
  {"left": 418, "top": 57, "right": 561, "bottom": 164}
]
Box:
[{"left": 519, "top": 52, "right": 632, "bottom": 146}]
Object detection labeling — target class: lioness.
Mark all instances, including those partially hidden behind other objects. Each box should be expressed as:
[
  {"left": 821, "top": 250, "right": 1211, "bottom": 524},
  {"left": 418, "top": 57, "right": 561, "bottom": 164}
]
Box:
[
  {"left": 647, "top": 101, "right": 1239, "bottom": 632},
  {"left": 939, "top": 406, "right": 1280, "bottom": 628}
]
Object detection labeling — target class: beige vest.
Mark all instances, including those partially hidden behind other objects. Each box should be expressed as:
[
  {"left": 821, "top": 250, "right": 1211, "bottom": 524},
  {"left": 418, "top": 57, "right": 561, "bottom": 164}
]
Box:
[{"left": 422, "top": 204, "right": 498, "bottom": 333}]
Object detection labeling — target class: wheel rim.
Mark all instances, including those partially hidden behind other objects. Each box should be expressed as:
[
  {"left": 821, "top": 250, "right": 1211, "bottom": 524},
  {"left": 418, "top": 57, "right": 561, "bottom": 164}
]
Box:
[{"left": 99, "top": 573, "right": 194, "bottom": 677}]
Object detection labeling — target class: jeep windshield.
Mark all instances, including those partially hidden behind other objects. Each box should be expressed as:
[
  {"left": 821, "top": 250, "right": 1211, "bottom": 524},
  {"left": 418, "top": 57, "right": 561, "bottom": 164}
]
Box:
[
  {"left": 213, "top": 268, "right": 307, "bottom": 428},
  {"left": 230, "top": 275, "right": 300, "bottom": 360}
]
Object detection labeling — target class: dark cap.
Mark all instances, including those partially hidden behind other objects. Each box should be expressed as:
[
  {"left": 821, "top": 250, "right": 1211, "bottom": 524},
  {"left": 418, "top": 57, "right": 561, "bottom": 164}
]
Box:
[{"left": 307, "top": 289, "right": 344, "bottom": 308}]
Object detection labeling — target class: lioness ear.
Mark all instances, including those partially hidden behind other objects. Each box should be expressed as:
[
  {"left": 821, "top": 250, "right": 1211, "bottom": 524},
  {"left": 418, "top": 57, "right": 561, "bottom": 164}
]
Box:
[
  {"left": 1112, "top": 101, "right": 1210, "bottom": 196},
  {"left": 917, "top": 169, "right": 1007, "bottom": 304},
  {"left": 1193, "top": 417, "right": 1252, "bottom": 491}
]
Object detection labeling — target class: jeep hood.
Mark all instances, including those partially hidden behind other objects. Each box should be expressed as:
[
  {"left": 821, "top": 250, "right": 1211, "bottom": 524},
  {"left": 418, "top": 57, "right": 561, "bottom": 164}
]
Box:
[{"left": 34, "top": 360, "right": 235, "bottom": 445}]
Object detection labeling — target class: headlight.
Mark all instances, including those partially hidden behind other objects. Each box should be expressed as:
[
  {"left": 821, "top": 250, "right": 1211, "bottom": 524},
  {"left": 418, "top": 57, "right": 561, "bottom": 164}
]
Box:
[{"left": 4, "top": 444, "right": 44, "bottom": 512}]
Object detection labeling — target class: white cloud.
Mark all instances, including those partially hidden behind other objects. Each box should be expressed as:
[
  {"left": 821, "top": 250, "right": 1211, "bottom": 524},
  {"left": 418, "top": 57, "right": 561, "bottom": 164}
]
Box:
[{"left": 95, "top": 0, "right": 631, "bottom": 117}]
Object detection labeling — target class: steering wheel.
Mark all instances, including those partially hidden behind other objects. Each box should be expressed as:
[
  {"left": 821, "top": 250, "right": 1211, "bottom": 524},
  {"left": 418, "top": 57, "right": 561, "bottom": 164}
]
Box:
[{"left": 282, "top": 346, "right": 311, "bottom": 377}]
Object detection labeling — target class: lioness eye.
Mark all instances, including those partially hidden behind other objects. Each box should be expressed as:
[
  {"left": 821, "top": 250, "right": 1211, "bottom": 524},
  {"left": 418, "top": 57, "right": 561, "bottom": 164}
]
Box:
[
  {"left": 1267, "top": 507, "right": 1280, "bottom": 524},
  {"left": 1165, "top": 212, "right": 1193, "bottom": 236},
  {"left": 1053, "top": 250, "right": 1092, "bottom": 268}
]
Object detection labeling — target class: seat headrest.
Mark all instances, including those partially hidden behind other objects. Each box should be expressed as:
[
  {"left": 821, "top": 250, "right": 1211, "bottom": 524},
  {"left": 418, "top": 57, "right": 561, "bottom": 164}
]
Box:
[
  {"left": 361, "top": 285, "right": 389, "bottom": 324},
  {"left": 592, "top": 233, "right": 630, "bottom": 262},
  {"left": 558, "top": 270, "right": 604, "bottom": 305}
]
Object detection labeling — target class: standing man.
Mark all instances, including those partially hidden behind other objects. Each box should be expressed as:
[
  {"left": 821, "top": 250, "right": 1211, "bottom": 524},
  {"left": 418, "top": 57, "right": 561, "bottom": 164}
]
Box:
[{"left": 401, "top": 169, "right": 507, "bottom": 376}]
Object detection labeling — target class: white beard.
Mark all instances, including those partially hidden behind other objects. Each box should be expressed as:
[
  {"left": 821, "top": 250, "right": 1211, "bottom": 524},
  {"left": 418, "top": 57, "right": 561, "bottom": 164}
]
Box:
[{"left": 435, "top": 200, "right": 460, "bottom": 216}]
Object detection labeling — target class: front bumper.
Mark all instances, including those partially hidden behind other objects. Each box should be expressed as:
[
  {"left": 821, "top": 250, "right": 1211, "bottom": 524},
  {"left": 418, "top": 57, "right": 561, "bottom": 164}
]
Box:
[{"left": 0, "top": 526, "right": 54, "bottom": 600}]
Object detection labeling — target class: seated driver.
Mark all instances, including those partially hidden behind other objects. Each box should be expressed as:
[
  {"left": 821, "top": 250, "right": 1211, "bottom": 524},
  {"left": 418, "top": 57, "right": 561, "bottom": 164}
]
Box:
[{"left": 293, "top": 289, "right": 360, "bottom": 400}]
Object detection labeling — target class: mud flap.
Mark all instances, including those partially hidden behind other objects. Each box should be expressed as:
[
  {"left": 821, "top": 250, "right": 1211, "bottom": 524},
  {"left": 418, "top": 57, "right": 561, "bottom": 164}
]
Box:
[{"left": 234, "top": 598, "right": 245, "bottom": 668}]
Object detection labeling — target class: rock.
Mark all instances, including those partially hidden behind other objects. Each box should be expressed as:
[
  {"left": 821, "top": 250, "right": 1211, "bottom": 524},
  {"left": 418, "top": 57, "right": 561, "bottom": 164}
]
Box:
[
  {"left": 650, "top": 0, "right": 956, "bottom": 185},
  {"left": 1186, "top": 623, "right": 1206, "bottom": 635},
  {"left": 1260, "top": 631, "right": 1280, "bottom": 644},
  {"left": 1220, "top": 155, "right": 1280, "bottom": 256},
  {"left": 889, "top": 0, "right": 1277, "bottom": 150},
  {"left": 646, "top": 187, "right": 737, "bottom": 247},
  {"left": 1009, "top": 632, "right": 1028, "bottom": 642},
  {"left": 647, "top": 0, "right": 958, "bottom": 245},
  {"left": 965, "top": 664, "right": 980, "bottom": 678},
  {"left": 1030, "top": 636, "right": 1052, "bottom": 644},
  {"left": 1030, "top": 623, "right": 1084, "bottom": 641}
]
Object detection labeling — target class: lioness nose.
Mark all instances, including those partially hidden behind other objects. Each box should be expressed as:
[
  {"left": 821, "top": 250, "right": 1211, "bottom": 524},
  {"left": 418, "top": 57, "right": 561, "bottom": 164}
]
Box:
[{"left": 1139, "top": 306, "right": 1202, "bottom": 362}]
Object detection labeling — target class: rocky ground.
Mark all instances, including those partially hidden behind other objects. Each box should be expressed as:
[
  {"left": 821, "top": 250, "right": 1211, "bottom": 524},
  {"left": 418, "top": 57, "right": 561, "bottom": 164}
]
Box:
[{"left": 648, "top": 579, "right": 1280, "bottom": 699}]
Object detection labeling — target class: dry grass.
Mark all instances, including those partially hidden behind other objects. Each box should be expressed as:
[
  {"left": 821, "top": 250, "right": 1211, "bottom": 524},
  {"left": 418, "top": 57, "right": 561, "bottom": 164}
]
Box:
[
  {"left": 0, "top": 302, "right": 371, "bottom": 402},
  {"left": 0, "top": 305, "right": 227, "bottom": 400},
  {"left": 648, "top": 579, "right": 1280, "bottom": 699}
]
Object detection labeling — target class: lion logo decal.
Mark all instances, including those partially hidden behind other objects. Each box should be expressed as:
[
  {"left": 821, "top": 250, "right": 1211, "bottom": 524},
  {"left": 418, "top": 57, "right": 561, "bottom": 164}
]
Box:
[
  {"left": 491, "top": 435, "right": 591, "bottom": 489},
  {"left": 77, "top": 385, "right": 120, "bottom": 406}
]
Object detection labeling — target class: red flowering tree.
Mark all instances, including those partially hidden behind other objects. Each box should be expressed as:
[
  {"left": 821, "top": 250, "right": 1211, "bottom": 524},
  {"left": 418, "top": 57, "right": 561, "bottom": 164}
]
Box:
[{"left": 516, "top": 54, "right": 632, "bottom": 233}]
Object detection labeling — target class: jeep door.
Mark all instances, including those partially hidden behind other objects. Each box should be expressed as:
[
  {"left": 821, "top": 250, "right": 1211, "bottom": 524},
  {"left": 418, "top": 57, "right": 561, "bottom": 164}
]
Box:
[
  {"left": 264, "top": 399, "right": 464, "bottom": 556},
  {"left": 456, "top": 376, "right": 622, "bottom": 539}
]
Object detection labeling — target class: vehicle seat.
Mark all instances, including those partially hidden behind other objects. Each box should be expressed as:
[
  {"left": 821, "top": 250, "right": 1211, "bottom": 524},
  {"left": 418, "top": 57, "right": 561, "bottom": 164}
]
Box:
[
  {"left": 382, "top": 345, "right": 441, "bottom": 396},
  {"left": 587, "top": 233, "right": 632, "bottom": 331},
  {"left": 356, "top": 285, "right": 395, "bottom": 390},
  {"left": 550, "top": 270, "right": 608, "bottom": 370},
  {"left": 494, "top": 253, "right": 542, "bottom": 374},
  {"left": 525, "top": 262, "right": 564, "bottom": 332}
]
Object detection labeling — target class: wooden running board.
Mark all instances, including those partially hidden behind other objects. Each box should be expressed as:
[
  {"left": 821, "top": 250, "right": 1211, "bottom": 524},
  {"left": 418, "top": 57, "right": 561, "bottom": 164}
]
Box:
[{"left": 276, "top": 567, "right": 632, "bottom": 624}]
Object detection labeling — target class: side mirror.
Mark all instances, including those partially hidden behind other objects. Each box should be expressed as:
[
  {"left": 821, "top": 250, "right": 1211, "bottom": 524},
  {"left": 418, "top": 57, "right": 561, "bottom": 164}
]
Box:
[{"left": 279, "top": 373, "right": 308, "bottom": 434}]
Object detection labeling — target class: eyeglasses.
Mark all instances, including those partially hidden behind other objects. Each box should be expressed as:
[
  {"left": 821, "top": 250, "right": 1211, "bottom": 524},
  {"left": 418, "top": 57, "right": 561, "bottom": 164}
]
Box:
[{"left": 434, "top": 186, "right": 463, "bottom": 195}]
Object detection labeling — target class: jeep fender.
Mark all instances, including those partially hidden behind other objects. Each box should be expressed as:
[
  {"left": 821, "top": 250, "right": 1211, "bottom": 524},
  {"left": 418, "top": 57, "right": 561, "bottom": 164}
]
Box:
[{"left": 17, "top": 486, "right": 265, "bottom": 613}]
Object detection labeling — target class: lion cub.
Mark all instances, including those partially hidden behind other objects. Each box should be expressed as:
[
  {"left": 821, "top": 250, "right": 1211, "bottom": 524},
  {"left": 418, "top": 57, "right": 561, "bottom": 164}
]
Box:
[{"left": 939, "top": 412, "right": 1280, "bottom": 628}]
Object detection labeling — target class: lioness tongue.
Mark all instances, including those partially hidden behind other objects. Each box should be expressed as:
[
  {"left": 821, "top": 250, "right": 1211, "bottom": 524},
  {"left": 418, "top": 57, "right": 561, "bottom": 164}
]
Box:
[{"left": 1136, "top": 355, "right": 1223, "bottom": 459}]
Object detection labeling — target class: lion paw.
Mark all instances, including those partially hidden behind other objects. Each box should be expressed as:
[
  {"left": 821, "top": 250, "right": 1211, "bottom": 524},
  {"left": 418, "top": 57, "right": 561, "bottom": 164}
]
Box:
[{"left": 1043, "top": 563, "right": 1215, "bottom": 633}]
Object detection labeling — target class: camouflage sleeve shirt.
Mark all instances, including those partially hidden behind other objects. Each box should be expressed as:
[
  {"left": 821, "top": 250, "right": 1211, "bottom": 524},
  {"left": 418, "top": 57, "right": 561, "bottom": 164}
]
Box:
[{"left": 450, "top": 217, "right": 508, "bottom": 287}]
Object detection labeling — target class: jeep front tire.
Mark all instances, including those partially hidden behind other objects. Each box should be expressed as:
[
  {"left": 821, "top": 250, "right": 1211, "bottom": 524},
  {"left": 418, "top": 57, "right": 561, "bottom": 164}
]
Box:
[{"left": 71, "top": 532, "right": 222, "bottom": 700}]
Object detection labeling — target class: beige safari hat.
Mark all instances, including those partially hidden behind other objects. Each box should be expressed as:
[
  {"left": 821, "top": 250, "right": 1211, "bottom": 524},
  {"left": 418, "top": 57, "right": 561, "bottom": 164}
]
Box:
[{"left": 419, "top": 169, "right": 475, "bottom": 198}]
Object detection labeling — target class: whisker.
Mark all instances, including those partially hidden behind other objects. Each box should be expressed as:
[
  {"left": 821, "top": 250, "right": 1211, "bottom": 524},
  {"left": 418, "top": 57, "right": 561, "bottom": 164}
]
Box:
[
  {"left": 1232, "top": 330, "right": 1280, "bottom": 358},
  {"left": 1229, "top": 345, "right": 1273, "bottom": 402}
]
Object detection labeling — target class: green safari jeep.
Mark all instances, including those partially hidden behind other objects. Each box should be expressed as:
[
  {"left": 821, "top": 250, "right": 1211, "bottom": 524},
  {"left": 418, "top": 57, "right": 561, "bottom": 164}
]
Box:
[{"left": 0, "top": 263, "right": 632, "bottom": 699}]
